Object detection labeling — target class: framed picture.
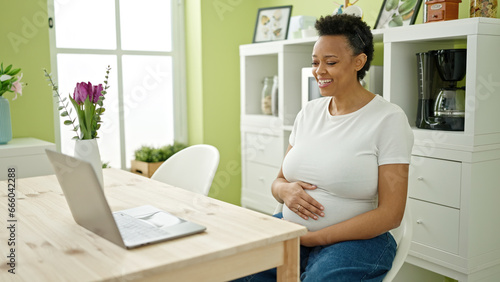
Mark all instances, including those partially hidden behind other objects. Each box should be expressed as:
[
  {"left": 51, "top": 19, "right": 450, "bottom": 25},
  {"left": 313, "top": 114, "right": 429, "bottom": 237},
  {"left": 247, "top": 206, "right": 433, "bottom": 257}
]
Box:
[
  {"left": 374, "top": 0, "right": 422, "bottom": 29},
  {"left": 253, "top": 5, "right": 292, "bottom": 43}
]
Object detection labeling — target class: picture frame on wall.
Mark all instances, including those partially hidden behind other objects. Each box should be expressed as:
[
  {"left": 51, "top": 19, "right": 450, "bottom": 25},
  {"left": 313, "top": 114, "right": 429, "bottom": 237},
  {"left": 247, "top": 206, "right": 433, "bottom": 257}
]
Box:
[
  {"left": 253, "top": 5, "right": 293, "bottom": 43},
  {"left": 374, "top": 0, "right": 422, "bottom": 29}
]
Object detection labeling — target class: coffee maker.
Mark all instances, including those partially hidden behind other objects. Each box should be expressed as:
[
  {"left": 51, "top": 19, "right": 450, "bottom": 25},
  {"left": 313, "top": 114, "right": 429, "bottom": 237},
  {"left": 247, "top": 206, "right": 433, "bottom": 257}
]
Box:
[{"left": 416, "top": 49, "right": 466, "bottom": 131}]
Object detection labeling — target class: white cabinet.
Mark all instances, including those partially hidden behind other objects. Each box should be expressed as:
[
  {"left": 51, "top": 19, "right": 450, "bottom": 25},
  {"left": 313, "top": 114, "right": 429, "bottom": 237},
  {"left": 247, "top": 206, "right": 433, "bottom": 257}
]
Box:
[
  {"left": 384, "top": 18, "right": 500, "bottom": 282},
  {"left": 0, "top": 138, "right": 56, "bottom": 180},
  {"left": 240, "top": 18, "right": 500, "bottom": 281},
  {"left": 408, "top": 156, "right": 461, "bottom": 208}
]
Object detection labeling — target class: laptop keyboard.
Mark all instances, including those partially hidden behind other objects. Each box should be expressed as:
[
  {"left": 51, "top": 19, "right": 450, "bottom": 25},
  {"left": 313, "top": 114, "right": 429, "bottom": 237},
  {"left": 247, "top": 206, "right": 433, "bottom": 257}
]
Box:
[{"left": 113, "top": 212, "right": 170, "bottom": 243}]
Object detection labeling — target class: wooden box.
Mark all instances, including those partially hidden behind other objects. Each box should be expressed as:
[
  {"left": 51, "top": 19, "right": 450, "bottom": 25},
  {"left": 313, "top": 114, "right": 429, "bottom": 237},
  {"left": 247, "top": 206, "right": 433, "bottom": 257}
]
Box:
[
  {"left": 130, "top": 160, "right": 164, "bottom": 178},
  {"left": 426, "top": 0, "right": 461, "bottom": 23}
]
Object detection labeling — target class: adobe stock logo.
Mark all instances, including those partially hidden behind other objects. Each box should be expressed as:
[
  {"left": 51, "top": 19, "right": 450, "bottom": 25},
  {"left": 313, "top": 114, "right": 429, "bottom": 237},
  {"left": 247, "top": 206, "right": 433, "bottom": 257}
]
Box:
[
  {"left": 213, "top": 0, "right": 243, "bottom": 21},
  {"left": 7, "top": 1, "right": 48, "bottom": 53}
]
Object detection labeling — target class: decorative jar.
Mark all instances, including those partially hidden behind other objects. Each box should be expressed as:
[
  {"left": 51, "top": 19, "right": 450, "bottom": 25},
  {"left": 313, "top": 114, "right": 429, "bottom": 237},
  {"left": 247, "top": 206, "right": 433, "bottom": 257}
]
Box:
[
  {"left": 470, "top": 0, "right": 498, "bottom": 18},
  {"left": 261, "top": 76, "right": 274, "bottom": 115}
]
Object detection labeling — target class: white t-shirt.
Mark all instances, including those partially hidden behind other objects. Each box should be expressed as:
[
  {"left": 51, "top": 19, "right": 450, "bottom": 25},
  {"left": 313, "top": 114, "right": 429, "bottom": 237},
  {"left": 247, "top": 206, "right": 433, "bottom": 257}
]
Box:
[{"left": 282, "top": 95, "right": 414, "bottom": 231}]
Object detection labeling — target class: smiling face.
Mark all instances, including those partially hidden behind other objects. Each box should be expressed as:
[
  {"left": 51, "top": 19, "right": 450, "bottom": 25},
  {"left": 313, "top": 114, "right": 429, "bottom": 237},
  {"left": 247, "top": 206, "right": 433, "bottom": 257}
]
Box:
[{"left": 312, "top": 35, "right": 366, "bottom": 97}]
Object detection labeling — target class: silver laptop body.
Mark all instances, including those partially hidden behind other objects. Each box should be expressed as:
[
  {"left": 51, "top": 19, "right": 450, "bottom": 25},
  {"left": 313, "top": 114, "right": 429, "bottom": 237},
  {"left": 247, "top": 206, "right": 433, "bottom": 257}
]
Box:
[{"left": 45, "top": 149, "right": 206, "bottom": 249}]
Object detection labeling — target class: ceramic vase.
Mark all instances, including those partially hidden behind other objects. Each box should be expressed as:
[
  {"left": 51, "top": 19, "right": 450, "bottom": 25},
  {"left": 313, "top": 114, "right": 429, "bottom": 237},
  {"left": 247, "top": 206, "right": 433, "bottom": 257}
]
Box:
[
  {"left": 74, "top": 138, "right": 104, "bottom": 187},
  {"left": 0, "top": 96, "right": 13, "bottom": 144}
]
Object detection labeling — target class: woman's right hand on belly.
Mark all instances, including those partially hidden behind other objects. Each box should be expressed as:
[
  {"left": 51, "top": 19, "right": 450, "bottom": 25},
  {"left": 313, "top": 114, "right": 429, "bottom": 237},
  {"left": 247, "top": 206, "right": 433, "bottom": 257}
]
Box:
[{"left": 281, "top": 181, "right": 325, "bottom": 220}]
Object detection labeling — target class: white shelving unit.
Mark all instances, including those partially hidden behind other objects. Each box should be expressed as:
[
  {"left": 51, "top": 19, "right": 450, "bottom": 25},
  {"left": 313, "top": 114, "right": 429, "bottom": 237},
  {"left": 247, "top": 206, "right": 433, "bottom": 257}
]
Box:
[
  {"left": 240, "top": 37, "right": 317, "bottom": 214},
  {"left": 384, "top": 18, "right": 500, "bottom": 282},
  {"left": 239, "top": 18, "right": 500, "bottom": 281}
]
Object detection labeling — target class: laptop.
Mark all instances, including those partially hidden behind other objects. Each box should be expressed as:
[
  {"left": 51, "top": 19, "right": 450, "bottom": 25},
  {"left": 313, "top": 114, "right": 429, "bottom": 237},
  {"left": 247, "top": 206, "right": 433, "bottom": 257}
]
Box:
[{"left": 45, "top": 149, "right": 206, "bottom": 249}]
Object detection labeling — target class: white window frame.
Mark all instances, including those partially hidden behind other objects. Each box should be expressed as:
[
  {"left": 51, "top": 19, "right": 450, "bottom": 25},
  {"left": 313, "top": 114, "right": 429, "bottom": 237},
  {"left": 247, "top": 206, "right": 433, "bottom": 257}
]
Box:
[{"left": 46, "top": 0, "right": 187, "bottom": 169}]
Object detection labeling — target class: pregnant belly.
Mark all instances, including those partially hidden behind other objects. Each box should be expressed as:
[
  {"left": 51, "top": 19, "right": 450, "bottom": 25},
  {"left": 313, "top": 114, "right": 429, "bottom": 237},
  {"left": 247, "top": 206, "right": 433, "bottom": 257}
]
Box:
[{"left": 282, "top": 188, "right": 376, "bottom": 232}]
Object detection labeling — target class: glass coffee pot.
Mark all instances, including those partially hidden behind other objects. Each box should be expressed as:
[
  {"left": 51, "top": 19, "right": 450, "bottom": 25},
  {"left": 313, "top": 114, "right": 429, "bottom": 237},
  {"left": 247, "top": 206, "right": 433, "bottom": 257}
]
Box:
[
  {"left": 416, "top": 49, "right": 466, "bottom": 131},
  {"left": 433, "top": 49, "right": 466, "bottom": 130}
]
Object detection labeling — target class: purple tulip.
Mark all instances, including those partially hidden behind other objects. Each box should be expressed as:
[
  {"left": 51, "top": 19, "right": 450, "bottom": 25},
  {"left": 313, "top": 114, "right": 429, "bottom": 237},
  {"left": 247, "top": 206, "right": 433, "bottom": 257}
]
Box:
[
  {"left": 73, "top": 82, "right": 90, "bottom": 104},
  {"left": 73, "top": 81, "right": 103, "bottom": 104},
  {"left": 92, "top": 84, "right": 103, "bottom": 103}
]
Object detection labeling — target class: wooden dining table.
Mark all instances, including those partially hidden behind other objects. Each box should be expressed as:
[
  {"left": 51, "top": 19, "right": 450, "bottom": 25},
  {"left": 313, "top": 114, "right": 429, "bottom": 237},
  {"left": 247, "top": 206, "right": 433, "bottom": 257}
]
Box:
[{"left": 0, "top": 168, "right": 306, "bottom": 281}]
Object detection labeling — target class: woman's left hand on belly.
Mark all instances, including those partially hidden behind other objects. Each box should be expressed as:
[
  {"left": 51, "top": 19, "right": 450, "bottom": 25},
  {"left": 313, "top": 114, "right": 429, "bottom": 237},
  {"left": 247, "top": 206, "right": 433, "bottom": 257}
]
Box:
[{"left": 281, "top": 181, "right": 325, "bottom": 220}]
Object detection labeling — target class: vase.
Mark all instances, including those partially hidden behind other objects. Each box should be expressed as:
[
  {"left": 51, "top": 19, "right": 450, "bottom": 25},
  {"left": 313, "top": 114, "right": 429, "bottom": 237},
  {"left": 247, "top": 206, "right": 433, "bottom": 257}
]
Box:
[
  {"left": 0, "top": 96, "right": 13, "bottom": 144},
  {"left": 74, "top": 138, "right": 104, "bottom": 188}
]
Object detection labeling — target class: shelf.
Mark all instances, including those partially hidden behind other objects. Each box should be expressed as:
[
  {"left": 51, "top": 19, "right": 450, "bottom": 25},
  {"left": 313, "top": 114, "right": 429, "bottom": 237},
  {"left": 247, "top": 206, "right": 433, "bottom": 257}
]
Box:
[
  {"left": 241, "top": 27, "right": 384, "bottom": 55},
  {"left": 241, "top": 115, "right": 283, "bottom": 134},
  {"left": 384, "top": 18, "right": 500, "bottom": 43}
]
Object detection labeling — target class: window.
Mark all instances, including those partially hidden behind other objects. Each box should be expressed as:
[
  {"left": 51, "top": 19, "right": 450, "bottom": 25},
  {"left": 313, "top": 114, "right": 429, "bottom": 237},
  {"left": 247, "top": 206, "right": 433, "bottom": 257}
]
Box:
[{"left": 47, "top": 0, "right": 186, "bottom": 169}]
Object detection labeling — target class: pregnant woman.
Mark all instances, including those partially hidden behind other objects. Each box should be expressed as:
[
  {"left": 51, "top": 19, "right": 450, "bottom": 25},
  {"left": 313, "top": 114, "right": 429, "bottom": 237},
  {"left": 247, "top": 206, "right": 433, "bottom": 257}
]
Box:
[{"left": 236, "top": 13, "right": 414, "bottom": 282}]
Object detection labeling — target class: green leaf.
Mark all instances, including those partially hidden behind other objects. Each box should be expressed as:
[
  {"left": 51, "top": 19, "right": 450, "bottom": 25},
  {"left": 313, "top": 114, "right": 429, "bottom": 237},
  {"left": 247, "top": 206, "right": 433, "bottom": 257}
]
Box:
[
  {"left": 58, "top": 106, "right": 64, "bottom": 110},
  {"left": 8, "top": 68, "right": 21, "bottom": 76},
  {"left": 61, "top": 111, "right": 69, "bottom": 117},
  {"left": 4, "top": 65, "right": 12, "bottom": 73},
  {"left": 63, "top": 120, "right": 73, "bottom": 125}
]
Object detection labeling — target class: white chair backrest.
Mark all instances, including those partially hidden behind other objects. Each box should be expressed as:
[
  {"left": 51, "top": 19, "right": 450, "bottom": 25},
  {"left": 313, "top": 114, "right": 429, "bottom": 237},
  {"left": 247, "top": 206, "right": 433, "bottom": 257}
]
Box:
[
  {"left": 383, "top": 206, "right": 413, "bottom": 282},
  {"left": 151, "top": 144, "right": 220, "bottom": 196}
]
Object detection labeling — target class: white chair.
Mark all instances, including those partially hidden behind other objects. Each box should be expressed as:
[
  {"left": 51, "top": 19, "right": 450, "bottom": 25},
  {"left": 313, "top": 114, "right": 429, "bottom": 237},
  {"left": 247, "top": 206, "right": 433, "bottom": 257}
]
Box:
[
  {"left": 272, "top": 203, "right": 412, "bottom": 282},
  {"left": 151, "top": 144, "right": 220, "bottom": 196},
  {"left": 383, "top": 206, "right": 413, "bottom": 282}
]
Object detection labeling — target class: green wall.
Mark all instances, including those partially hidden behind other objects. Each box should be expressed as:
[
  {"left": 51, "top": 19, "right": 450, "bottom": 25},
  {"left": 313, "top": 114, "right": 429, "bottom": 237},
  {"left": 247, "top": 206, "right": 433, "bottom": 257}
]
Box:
[
  {"left": 0, "top": 0, "right": 54, "bottom": 143},
  {"left": 185, "top": 0, "right": 256, "bottom": 203}
]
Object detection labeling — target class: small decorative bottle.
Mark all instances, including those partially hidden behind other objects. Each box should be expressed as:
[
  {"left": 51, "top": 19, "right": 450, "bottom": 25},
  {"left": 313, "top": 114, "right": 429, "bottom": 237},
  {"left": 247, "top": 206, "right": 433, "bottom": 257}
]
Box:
[
  {"left": 271, "top": 75, "right": 279, "bottom": 116},
  {"left": 470, "top": 0, "right": 498, "bottom": 18},
  {"left": 261, "top": 76, "right": 273, "bottom": 115}
]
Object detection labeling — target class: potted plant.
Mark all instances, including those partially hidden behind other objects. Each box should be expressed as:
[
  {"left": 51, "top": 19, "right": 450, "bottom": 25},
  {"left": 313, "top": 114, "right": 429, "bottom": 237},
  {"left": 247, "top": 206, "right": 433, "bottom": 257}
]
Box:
[{"left": 130, "top": 142, "right": 187, "bottom": 177}]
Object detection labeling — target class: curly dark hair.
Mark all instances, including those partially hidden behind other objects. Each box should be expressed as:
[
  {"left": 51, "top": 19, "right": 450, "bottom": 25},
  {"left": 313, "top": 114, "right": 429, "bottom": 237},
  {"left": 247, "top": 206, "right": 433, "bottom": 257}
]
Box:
[{"left": 315, "top": 14, "right": 374, "bottom": 80}]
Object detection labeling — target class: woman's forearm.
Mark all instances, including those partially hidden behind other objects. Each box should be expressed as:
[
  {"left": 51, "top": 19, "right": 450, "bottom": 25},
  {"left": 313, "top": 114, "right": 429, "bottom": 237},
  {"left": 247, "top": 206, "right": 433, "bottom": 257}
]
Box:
[
  {"left": 271, "top": 177, "right": 289, "bottom": 203},
  {"left": 300, "top": 205, "right": 403, "bottom": 247}
]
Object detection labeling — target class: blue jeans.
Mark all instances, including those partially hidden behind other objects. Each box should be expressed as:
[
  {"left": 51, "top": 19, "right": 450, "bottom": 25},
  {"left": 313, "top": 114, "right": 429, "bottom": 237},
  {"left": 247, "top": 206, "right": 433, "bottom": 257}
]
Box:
[{"left": 233, "top": 213, "right": 396, "bottom": 282}]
